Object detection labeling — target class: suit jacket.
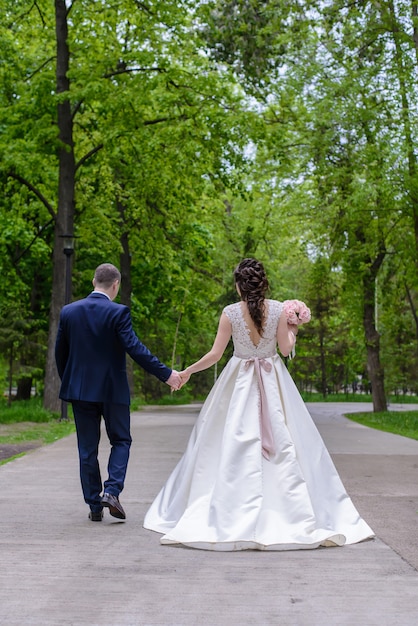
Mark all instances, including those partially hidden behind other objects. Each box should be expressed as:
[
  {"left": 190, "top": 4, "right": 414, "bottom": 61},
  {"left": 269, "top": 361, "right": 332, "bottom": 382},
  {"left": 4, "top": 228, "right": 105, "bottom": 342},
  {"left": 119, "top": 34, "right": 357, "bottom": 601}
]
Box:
[{"left": 55, "top": 291, "right": 172, "bottom": 405}]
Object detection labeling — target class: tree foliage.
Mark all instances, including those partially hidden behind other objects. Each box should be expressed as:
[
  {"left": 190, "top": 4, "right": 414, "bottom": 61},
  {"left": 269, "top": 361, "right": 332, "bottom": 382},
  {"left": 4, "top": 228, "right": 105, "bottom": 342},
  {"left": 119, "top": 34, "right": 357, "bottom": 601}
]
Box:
[{"left": 0, "top": 0, "right": 417, "bottom": 408}]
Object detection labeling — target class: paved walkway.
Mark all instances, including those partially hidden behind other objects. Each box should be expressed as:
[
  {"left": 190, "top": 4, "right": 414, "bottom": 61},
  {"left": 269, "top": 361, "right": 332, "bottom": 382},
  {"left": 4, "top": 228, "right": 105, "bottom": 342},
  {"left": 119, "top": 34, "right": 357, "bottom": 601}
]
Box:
[{"left": 1, "top": 402, "right": 418, "bottom": 626}]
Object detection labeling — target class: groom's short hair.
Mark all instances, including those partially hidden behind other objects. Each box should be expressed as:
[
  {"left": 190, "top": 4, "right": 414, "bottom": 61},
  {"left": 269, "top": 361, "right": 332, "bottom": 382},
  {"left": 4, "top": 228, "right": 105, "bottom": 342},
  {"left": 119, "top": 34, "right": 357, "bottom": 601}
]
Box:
[{"left": 94, "top": 263, "right": 121, "bottom": 288}]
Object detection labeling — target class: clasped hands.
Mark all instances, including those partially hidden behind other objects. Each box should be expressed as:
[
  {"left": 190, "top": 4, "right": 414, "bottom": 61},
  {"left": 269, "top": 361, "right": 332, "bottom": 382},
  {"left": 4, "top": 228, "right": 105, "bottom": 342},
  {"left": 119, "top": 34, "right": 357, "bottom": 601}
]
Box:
[{"left": 166, "top": 369, "right": 191, "bottom": 392}]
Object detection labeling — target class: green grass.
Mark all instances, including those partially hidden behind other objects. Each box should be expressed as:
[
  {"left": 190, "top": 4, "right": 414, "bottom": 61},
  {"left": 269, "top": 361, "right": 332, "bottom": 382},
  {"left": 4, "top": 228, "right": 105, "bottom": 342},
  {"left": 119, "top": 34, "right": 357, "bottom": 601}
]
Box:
[
  {"left": 0, "top": 397, "right": 60, "bottom": 423},
  {"left": 0, "top": 397, "right": 75, "bottom": 465},
  {"left": 345, "top": 410, "right": 418, "bottom": 441},
  {"left": 0, "top": 419, "right": 75, "bottom": 445},
  {"left": 300, "top": 392, "right": 418, "bottom": 438},
  {"left": 0, "top": 419, "right": 76, "bottom": 467}
]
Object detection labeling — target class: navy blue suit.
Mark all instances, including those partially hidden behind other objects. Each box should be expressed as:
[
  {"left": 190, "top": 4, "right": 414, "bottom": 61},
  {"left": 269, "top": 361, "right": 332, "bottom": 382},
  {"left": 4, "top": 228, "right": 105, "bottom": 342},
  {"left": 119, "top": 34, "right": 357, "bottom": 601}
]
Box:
[{"left": 55, "top": 291, "right": 172, "bottom": 512}]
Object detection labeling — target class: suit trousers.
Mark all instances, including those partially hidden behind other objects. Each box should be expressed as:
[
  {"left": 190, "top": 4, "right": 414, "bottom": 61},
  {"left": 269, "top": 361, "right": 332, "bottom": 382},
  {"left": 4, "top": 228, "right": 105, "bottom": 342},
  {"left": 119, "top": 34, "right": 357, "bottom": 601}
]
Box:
[{"left": 72, "top": 400, "right": 132, "bottom": 511}]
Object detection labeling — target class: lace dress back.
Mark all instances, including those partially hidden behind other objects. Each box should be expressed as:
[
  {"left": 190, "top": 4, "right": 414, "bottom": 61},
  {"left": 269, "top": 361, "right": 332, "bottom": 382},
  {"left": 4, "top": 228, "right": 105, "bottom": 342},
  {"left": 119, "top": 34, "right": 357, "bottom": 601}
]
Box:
[{"left": 223, "top": 299, "right": 283, "bottom": 359}]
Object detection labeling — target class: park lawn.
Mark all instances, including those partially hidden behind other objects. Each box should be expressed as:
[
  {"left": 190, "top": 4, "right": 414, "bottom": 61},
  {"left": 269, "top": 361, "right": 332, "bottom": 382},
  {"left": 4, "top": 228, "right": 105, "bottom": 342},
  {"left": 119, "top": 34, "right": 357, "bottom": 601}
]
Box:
[
  {"left": 0, "top": 398, "right": 75, "bottom": 465},
  {"left": 345, "top": 410, "right": 418, "bottom": 441},
  {"left": 0, "top": 420, "right": 76, "bottom": 466},
  {"left": 0, "top": 420, "right": 75, "bottom": 445}
]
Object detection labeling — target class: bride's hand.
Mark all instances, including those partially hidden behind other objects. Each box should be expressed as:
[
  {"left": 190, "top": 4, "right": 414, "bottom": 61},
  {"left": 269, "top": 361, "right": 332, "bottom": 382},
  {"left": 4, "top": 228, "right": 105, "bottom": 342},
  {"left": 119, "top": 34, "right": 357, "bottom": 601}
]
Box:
[
  {"left": 287, "top": 323, "right": 298, "bottom": 336},
  {"left": 179, "top": 369, "right": 191, "bottom": 387}
]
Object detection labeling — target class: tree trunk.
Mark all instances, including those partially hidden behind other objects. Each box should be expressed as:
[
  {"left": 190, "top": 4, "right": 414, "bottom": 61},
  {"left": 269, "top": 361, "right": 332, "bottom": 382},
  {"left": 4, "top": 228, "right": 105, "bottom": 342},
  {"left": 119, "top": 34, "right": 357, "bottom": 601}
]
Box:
[
  {"left": 318, "top": 320, "right": 327, "bottom": 396},
  {"left": 119, "top": 213, "right": 134, "bottom": 395},
  {"left": 120, "top": 234, "right": 132, "bottom": 309},
  {"left": 362, "top": 271, "right": 387, "bottom": 412},
  {"left": 405, "top": 283, "right": 418, "bottom": 354},
  {"left": 16, "top": 377, "right": 33, "bottom": 401},
  {"left": 43, "top": 0, "right": 75, "bottom": 412},
  {"left": 7, "top": 345, "right": 13, "bottom": 407}
]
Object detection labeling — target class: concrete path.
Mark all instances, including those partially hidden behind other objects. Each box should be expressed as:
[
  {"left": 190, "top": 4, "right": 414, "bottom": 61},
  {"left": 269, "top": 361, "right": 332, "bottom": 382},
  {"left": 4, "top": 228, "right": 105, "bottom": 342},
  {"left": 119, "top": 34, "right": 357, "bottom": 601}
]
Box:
[{"left": 0, "top": 402, "right": 417, "bottom": 626}]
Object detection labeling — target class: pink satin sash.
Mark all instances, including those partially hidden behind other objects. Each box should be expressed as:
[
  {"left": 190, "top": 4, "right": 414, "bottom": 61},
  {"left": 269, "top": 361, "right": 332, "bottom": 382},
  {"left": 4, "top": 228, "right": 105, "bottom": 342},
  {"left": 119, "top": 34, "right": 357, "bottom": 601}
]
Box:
[{"left": 244, "top": 357, "right": 275, "bottom": 461}]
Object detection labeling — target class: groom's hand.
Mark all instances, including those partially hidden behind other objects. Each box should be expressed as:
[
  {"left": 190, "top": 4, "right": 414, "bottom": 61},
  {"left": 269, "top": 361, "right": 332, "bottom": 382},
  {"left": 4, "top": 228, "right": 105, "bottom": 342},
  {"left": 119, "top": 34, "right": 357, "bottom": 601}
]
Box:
[{"left": 166, "top": 370, "right": 182, "bottom": 391}]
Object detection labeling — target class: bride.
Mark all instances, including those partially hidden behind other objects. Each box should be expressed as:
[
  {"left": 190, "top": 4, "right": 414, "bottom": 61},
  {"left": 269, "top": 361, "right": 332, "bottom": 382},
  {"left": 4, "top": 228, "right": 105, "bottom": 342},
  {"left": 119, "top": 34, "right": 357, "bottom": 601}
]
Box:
[{"left": 143, "top": 258, "right": 374, "bottom": 551}]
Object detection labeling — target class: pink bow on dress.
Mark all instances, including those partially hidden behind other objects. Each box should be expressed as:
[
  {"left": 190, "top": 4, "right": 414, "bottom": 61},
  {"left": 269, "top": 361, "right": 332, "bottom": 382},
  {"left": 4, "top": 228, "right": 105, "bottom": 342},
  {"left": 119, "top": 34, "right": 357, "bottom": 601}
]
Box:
[{"left": 244, "top": 357, "right": 275, "bottom": 461}]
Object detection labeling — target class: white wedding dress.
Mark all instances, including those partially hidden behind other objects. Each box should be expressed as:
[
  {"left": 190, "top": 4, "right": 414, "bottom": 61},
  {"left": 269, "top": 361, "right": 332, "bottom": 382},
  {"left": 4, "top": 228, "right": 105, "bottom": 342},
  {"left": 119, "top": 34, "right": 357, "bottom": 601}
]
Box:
[{"left": 144, "top": 300, "right": 374, "bottom": 551}]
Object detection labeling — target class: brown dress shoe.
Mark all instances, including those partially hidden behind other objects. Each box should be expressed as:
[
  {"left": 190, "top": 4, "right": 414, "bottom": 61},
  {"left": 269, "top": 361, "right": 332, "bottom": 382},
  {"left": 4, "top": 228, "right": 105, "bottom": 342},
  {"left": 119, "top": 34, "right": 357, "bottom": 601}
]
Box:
[{"left": 101, "top": 492, "right": 126, "bottom": 519}]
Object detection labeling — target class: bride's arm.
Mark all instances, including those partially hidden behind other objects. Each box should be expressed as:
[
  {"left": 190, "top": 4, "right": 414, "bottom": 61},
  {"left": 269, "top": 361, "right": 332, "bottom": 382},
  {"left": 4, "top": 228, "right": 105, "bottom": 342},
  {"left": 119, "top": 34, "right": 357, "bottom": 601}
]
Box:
[
  {"left": 277, "top": 310, "right": 298, "bottom": 357},
  {"left": 181, "top": 313, "right": 232, "bottom": 381}
]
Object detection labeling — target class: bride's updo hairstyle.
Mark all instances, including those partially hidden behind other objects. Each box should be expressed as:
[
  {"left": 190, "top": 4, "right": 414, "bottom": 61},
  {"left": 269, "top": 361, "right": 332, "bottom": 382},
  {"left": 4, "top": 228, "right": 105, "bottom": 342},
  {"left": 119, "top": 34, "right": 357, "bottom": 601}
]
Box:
[{"left": 234, "top": 258, "right": 269, "bottom": 334}]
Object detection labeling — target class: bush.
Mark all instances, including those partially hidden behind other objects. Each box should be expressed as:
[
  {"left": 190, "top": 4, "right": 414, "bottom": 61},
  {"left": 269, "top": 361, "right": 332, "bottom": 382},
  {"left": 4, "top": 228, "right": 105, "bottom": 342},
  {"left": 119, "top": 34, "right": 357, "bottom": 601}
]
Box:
[{"left": 0, "top": 397, "right": 59, "bottom": 424}]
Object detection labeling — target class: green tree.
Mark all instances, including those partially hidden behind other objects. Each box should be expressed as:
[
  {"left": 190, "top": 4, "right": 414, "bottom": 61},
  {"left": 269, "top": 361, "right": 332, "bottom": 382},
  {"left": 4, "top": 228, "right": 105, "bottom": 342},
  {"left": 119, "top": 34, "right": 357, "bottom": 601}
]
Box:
[
  {"left": 0, "top": 0, "right": 253, "bottom": 406},
  {"left": 200, "top": 0, "right": 418, "bottom": 409}
]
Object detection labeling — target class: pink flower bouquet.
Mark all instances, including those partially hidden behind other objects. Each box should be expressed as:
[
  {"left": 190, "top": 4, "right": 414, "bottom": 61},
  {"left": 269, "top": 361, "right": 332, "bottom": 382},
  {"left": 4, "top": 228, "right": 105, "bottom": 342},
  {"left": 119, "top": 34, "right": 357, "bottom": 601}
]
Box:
[{"left": 282, "top": 299, "right": 311, "bottom": 326}]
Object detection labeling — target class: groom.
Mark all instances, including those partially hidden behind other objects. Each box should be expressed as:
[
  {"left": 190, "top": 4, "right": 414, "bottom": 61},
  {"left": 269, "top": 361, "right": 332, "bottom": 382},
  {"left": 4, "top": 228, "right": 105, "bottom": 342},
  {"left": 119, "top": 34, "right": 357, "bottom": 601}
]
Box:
[{"left": 55, "top": 263, "right": 181, "bottom": 522}]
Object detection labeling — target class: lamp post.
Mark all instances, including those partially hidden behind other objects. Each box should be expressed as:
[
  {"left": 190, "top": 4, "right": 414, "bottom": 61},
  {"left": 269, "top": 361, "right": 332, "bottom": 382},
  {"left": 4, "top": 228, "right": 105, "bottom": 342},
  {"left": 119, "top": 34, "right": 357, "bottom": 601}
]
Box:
[
  {"left": 62, "top": 234, "right": 75, "bottom": 305},
  {"left": 60, "top": 234, "right": 74, "bottom": 421}
]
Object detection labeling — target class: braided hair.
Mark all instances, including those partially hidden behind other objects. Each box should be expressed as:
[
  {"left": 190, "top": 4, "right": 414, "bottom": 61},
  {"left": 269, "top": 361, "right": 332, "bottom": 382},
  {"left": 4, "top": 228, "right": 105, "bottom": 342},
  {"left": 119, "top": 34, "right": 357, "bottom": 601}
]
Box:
[{"left": 234, "top": 258, "right": 269, "bottom": 335}]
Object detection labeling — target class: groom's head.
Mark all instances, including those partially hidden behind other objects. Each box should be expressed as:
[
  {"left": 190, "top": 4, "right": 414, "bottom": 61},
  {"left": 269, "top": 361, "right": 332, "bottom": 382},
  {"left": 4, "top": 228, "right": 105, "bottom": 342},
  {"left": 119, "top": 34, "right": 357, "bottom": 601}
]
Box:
[{"left": 93, "top": 263, "right": 121, "bottom": 300}]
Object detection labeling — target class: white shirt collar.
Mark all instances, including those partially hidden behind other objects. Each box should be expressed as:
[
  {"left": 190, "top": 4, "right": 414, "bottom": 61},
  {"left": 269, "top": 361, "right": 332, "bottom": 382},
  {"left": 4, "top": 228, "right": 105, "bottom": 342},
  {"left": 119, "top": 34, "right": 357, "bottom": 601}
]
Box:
[{"left": 92, "top": 289, "right": 111, "bottom": 300}]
